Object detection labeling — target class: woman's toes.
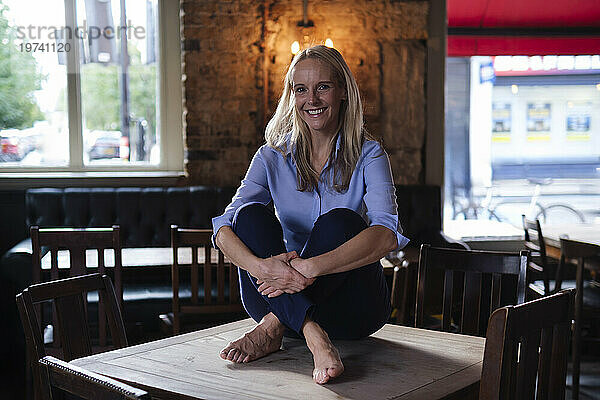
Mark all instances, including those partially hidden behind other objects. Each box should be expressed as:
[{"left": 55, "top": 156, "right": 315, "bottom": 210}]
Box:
[
  {"left": 327, "top": 365, "right": 344, "bottom": 379},
  {"left": 220, "top": 347, "right": 232, "bottom": 360},
  {"left": 227, "top": 348, "right": 238, "bottom": 361},
  {"left": 234, "top": 351, "right": 246, "bottom": 363},
  {"left": 313, "top": 368, "right": 330, "bottom": 384}
]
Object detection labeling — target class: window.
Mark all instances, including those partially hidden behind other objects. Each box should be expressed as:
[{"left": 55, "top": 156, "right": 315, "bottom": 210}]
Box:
[
  {"left": 445, "top": 55, "right": 600, "bottom": 228},
  {"left": 0, "top": 0, "right": 182, "bottom": 173}
]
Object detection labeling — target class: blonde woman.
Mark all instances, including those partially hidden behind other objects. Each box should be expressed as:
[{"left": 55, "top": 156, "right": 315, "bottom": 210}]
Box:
[{"left": 212, "top": 45, "right": 408, "bottom": 384}]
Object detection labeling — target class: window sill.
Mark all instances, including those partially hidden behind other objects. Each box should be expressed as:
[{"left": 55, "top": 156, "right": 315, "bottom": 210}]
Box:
[{"left": 0, "top": 170, "right": 187, "bottom": 189}]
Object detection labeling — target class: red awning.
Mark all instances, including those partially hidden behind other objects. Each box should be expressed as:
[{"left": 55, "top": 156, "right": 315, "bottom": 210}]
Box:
[{"left": 447, "top": 0, "right": 600, "bottom": 56}]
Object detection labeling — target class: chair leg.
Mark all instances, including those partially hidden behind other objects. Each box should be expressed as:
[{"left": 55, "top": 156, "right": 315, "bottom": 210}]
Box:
[
  {"left": 159, "top": 313, "right": 174, "bottom": 337},
  {"left": 571, "top": 259, "right": 584, "bottom": 400}
]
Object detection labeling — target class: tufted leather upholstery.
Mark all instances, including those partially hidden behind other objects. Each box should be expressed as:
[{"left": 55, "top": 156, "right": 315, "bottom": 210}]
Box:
[
  {"left": 25, "top": 187, "right": 237, "bottom": 247},
  {"left": 21, "top": 185, "right": 458, "bottom": 249}
]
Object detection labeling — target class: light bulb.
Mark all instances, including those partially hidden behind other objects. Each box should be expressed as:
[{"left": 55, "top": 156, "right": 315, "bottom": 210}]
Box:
[
  {"left": 511, "top": 84, "right": 518, "bottom": 94},
  {"left": 325, "top": 38, "right": 333, "bottom": 48},
  {"left": 291, "top": 41, "right": 300, "bottom": 55}
]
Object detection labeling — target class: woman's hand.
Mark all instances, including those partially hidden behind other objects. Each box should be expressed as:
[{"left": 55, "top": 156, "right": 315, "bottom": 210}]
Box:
[
  {"left": 255, "top": 251, "right": 314, "bottom": 298},
  {"left": 289, "top": 257, "right": 315, "bottom": 279}
]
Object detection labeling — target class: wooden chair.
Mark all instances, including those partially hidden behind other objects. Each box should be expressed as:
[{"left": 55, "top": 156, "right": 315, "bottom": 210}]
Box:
[
  {"left": 389, "top": 253, "right": 414, "bottom": 325},
  {"left": 415, "top": 244, "right": 528, "bottom": 336},
  {"left": 561, "top": 238, "right": 600, "bottom": 400},
  {"left": 31, "top": 225, "right": 123, "bottom": 349},
  {"left": 480, "top": 289, "right": 575, "bottom": 400},
  {"left": 522, "top": 215, "right": 567, "bottom": 298},
  {"left": 38, "top": 355, "right": 149, "bottom": 400},
  {"left": 170, "top": 225, "right": 244, "bottom": 334},
  {"left": 16, "top": 274, "right": 128, "bottom": 400}
]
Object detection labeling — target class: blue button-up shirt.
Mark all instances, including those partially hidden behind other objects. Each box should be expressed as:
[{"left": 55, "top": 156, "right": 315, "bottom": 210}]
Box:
[{"left": 212, "top": 137, "right": 409, "bottom": 254}]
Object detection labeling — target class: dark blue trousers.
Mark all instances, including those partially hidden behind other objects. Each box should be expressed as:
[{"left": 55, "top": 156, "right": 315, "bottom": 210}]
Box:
[{"left": 232, "top": 203, "right": 391, "bottom": 340}]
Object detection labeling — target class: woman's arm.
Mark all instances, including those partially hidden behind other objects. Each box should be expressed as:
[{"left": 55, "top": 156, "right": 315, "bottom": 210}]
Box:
[
  {"left": 257, "top": 142, "right": 408, "bottom": 297},
  {"left": 257, "top": 225, "right": 395, "bottom": 296},
  {"left": 215, "top": 226, "right": 261, "bottom": 274},
  {"left": 216, "top": 226, "right": 314, "bottom": 293},
  {"left": 298, "top": 143, "right": 404, "bottom": 277},
  {"left": 291, "top": 225, "right": 397, "bottom": 278}
]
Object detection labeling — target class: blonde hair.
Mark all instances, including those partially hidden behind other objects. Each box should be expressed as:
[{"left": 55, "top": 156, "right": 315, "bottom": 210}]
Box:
[{"left": 265, "top": 45, "right": 376, "bottom": 192}]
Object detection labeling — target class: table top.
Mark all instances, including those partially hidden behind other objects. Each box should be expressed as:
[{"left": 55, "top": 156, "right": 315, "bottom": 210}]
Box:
[
  {"left": 41, "top": 247, "right": 223, "bottom": 269},
  {"left": 42, "top": 247, "right": 395, "bottom": 272},
  {"left": 444, "top": 219, "right": 524, "bottom": 242},
  {"left": 540, "top": 223, "right": 600, "bottom": 249},
  {"left": 71, "top": 319, "right": 485, "bottom": 400}
]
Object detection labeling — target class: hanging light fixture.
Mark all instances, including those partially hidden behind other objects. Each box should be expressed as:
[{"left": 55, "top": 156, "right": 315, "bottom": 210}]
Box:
[
  {"left": 290, "top": 1, "right": 334, "bottom": 55},
  {"left": 291, "top": 0, "right": 314, "bottom": 54}
]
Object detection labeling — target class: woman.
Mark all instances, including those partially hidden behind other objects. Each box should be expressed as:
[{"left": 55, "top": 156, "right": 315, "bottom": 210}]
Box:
[{"left": 212, "top": 45, "right": 409, "bottom": 384}]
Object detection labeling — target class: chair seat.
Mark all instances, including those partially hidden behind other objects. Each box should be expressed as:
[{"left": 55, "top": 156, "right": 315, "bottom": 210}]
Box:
[{"left": 529, "top": 280, "right": 600, "bottom": 308}]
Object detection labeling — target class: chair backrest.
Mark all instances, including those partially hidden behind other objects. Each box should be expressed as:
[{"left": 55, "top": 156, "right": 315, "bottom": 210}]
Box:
[
  {"left": 522, "top": 216, "right": 552, "bottom": 295},
  {"left": 30, "top": 225, "right": 123, "bottom": 349},
  {"left": 415, "top": 244, "right": 528, "bottom": 336},
  {"left": 480, "top": 289, "right": 574, "bottom": 400},
  {"left": 170, "top": 225, "right": 242, "bottom": 334},
  {"left": 560, "top": 238, "right": 600, "bottom": 400},
  {"left": 38, "top": 356, "right": 149, "bottom": 400},
  {"left": 16, "top": 274, "right": 128, "bottom": 399},
  {"left": 557, "top": 237, "right": 600, "bottom": 292}
]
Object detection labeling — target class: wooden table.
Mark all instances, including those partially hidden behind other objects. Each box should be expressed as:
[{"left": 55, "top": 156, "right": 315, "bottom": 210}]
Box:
[
  {"left": 43, "top": 247, "right": 396, "bottom": 275},
  {"left": 71, "top": 319, "right": 485, "bottom": 400},
  {"left": 40, "top": 247, "right": 223, "bottom": 269},
  {"left": 541, "top": 223, "right": 600, "bottom": 260}
]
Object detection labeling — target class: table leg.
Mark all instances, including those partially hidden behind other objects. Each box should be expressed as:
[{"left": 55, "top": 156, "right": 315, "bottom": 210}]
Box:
[{"left": 572, "top": 257, "right": 583, "bottom": 400}]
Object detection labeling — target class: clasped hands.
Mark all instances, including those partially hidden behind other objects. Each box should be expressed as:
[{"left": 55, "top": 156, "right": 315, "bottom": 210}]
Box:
[{"left": 253, "top": 251, "right": 315, "bottom": 298}]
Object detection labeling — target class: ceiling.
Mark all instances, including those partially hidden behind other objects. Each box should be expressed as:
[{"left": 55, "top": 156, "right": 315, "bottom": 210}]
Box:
[{"left": 447, "top": 0, "right": 600, "bottom": 56}]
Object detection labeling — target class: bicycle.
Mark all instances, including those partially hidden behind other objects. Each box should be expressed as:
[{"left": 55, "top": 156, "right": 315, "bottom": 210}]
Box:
[{"left": 454, "top": 179, "right": 586, "bottom": 227}]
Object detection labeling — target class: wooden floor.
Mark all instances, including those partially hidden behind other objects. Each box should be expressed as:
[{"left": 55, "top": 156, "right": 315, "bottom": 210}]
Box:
[{"left": 566, "top": 355, "right": 600, "bottom": 400}]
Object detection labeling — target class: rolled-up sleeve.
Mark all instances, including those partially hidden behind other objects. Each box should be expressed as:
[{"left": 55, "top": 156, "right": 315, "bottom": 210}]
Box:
[
  {"left": 362, "top": 144, "right": 410, "bottom": 250},
  {"left": 211, "top": 149, "right": 272, "bottom": 249}
]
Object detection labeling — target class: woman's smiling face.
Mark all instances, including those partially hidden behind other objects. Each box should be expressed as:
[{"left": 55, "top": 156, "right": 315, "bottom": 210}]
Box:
[{"left": 292, "top": 58, "right": 346, "bottom": 137}]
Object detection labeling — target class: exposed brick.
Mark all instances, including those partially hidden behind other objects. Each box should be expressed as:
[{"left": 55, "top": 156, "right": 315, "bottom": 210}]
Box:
[{"left": 182, "top": 0, "right": 430, "bottom": 185}]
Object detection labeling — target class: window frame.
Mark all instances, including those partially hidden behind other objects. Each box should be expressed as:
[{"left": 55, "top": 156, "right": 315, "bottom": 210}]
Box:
[{"left": 0, "top": 0, "right": 183, "bottom": 175}]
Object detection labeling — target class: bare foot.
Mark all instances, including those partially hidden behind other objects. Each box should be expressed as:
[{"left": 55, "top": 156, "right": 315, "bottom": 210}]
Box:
[
  {"left": 303, "top": 320, "right": 344, "bottom": 384},
  {"left": 220, "top": 313, "right": 285, "bottom": 363}
]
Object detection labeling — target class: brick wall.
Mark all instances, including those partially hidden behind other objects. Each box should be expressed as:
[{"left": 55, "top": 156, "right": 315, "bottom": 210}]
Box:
[{"left": 181, "top": 0, "right": 429, "bottom": 186}]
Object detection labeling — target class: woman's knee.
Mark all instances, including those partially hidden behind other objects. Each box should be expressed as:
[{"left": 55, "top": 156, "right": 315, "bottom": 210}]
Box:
[
  {"left": 313, "top": 208, "right": 366, "bottom": 238},
  {"left": 301, "top": 208, "right": 367, "bottom": 258},
  {"left": 232, "top": 202, "right": 280, "bottom": 235},
  {"left": 232, "top": 202, "right": 271, "bottom": 228},
  {"left": 232, "top": 202, "right": 286, "bottom": 257}
]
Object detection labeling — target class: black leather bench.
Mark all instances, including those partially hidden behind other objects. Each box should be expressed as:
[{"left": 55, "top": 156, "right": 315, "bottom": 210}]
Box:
[{"left": 1, "top": 186, "right": 237, "bottom": 332}]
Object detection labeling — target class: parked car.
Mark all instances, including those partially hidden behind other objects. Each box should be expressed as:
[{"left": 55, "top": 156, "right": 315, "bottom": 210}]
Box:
[
  {"left": 0, "top": 136, "right": 21, "bottom": 162},
  {"left": 0, "top": 130, "right": 39, "bottom": 162},
  {"left": 87, "top": 131, "right": 128, "bottom": 160}
]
